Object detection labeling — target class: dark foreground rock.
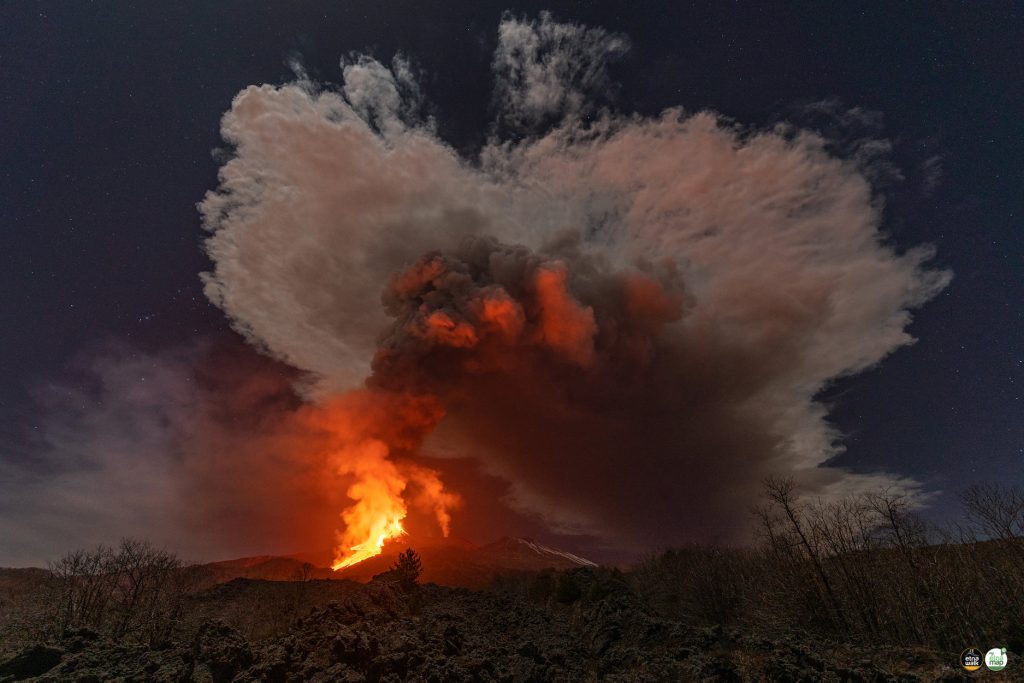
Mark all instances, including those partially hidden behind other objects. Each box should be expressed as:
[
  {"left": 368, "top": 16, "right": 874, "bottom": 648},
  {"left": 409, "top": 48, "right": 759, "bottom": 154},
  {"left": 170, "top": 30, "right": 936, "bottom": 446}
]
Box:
[{"left": 0, "top": 570, "right": 973, "bottom": 682}]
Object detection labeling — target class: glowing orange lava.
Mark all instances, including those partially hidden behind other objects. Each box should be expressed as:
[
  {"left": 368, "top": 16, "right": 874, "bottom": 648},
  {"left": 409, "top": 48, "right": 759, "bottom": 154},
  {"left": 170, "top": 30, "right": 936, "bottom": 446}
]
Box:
[
  {"left": 318, "top": 392, "right": 459, "bottom": 571},
  {"left": 333, "top": 515, "right": 406, "bottom": 570}
]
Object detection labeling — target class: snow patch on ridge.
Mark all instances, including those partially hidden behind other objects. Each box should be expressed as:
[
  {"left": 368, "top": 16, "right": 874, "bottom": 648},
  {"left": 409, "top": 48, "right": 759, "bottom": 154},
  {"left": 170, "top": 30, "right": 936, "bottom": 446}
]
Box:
[{"left": 513, "top": 537, "right": 597, "bottom": 567}]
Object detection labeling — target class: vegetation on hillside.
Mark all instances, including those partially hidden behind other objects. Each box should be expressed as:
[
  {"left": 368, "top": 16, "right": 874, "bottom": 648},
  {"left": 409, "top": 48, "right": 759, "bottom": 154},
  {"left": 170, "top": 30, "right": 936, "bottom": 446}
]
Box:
[
  {"left": 3, "top": 482, "right": 1023, "bottom": 679},
  {"left": 630, "top": 480, "right": 1024, "bottom": 652}
]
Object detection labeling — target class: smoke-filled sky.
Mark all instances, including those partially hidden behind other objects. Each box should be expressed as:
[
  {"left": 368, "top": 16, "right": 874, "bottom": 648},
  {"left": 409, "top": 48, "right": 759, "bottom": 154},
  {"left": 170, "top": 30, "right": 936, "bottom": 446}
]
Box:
[{"left": 1, "top": 3, "right": 1021, "bottom": 566}]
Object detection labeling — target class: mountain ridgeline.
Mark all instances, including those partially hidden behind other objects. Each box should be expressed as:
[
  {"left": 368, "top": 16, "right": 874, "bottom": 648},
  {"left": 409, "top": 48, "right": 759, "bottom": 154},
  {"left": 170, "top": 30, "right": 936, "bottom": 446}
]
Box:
[{"left": 198, "top": 537, "right": 597, "bottom": 589}]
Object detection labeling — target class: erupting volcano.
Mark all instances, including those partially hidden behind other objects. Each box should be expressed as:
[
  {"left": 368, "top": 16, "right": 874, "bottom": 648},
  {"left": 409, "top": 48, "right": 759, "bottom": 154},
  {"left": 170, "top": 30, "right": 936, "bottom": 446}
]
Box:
[
  {"left": 2, "top": 5, "right": 1014, "bottom": 681},
  {"left": 332, "top": 486, "right": 405, "bottom": 570},
  {"left": 306, "top": 391, "right": 459, "bottom": 570},
  {"left": 323, "top": 239, "right": 628, "bottom": 569},
  {"left": 194, "top": 11, "right": 951, "bottom": 562},
  {"left": 329, "top": 451, "right": 459, "bottom": 570}
]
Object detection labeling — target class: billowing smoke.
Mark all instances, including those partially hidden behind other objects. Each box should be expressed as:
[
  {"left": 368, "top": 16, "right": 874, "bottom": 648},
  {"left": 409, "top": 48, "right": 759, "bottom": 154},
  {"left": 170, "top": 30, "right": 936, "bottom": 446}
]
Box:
[
  {"left": 0, "top": 338, "right": 465, "bottom": 566},
  {"left": 0, "top": 340, "right": 337, "bottom": 565},
  {"left": 198, "top": 13, "right": 950, "bottom": 553}
]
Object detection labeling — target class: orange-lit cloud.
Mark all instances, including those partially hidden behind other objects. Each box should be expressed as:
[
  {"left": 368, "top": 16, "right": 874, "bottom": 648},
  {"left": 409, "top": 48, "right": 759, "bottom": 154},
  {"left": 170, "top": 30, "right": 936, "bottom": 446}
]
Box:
[
  {"left": 531, "top": 263, "right": 597, "bottom": 366},
  {"left": 189, "top": 13, "right": 951, "bottom": 554}
]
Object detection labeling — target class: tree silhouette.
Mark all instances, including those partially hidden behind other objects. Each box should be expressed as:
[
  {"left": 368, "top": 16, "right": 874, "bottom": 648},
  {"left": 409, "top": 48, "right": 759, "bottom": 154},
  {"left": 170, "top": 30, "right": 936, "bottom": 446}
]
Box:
[{"left": 392, "top": 548, "right": 422, "bottom": 591}]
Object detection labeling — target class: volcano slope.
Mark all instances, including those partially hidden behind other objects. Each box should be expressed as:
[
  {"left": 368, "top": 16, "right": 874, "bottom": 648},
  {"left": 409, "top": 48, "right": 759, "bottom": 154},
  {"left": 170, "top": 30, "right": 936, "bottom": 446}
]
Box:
[{"left": 1, "top": 567, "right": 968, "bottom": 682}]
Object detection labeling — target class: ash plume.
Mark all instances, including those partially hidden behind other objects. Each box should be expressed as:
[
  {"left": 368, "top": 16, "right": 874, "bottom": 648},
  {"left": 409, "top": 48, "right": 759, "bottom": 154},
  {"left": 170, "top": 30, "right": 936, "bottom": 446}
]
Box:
[
  {"left": 366, "top": 236, "right": 779, "bottom": 544},
  {"left": 197, "top": 13, "right": 951, "bottom": 552}
]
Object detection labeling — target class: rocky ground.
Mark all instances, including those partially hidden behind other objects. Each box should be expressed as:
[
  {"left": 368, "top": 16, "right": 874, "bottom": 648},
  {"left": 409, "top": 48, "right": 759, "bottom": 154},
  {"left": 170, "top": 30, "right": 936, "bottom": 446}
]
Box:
[{"left": 0, "top": 569, "right": 981, "bottom": 682}]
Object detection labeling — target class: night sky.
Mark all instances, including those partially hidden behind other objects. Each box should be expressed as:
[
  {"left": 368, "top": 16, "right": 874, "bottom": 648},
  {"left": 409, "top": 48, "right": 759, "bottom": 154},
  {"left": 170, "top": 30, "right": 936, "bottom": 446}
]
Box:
[{"left": 1, "top": 2, "right": 1021, "bottom": 563}]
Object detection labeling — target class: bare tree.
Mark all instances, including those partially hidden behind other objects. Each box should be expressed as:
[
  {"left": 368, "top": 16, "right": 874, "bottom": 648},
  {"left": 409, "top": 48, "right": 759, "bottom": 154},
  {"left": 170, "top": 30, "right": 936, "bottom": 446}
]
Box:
[
  {"left": 762, "top": 476, "right": 847, "bottom": 631},
  {"left": 44, "top": 538, "right": 185, "bottom": 645},
  {"left": 635, "top": 481, "right": 1024, "bottom": 652},
  {"left": 960, "top": 483, "right": 1024, "bottom": 567}
]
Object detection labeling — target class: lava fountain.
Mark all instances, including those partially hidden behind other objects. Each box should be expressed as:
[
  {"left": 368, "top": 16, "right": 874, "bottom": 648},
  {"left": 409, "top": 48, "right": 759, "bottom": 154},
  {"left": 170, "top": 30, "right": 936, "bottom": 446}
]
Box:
[{"left": 313, "top": 391, "right": 459, "bottom": 570}]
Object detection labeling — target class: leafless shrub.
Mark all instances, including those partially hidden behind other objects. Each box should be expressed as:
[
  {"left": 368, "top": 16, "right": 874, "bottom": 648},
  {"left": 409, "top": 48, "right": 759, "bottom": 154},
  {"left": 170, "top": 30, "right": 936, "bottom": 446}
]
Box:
[
  {"left": 632, "top": 545, "right": 753, "bottom": 626},
  {"left": 43, "top": 538, "right": 187, "bottom": 645},
  {"left": 633, "top": 482, "right": 1024, "bottom": 652},
  {"left": 290, "top": 562, "right": 315, "bottom": 582},
  {"left": 960, "top": 483, "right": 1024, "bottom": 569}
]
